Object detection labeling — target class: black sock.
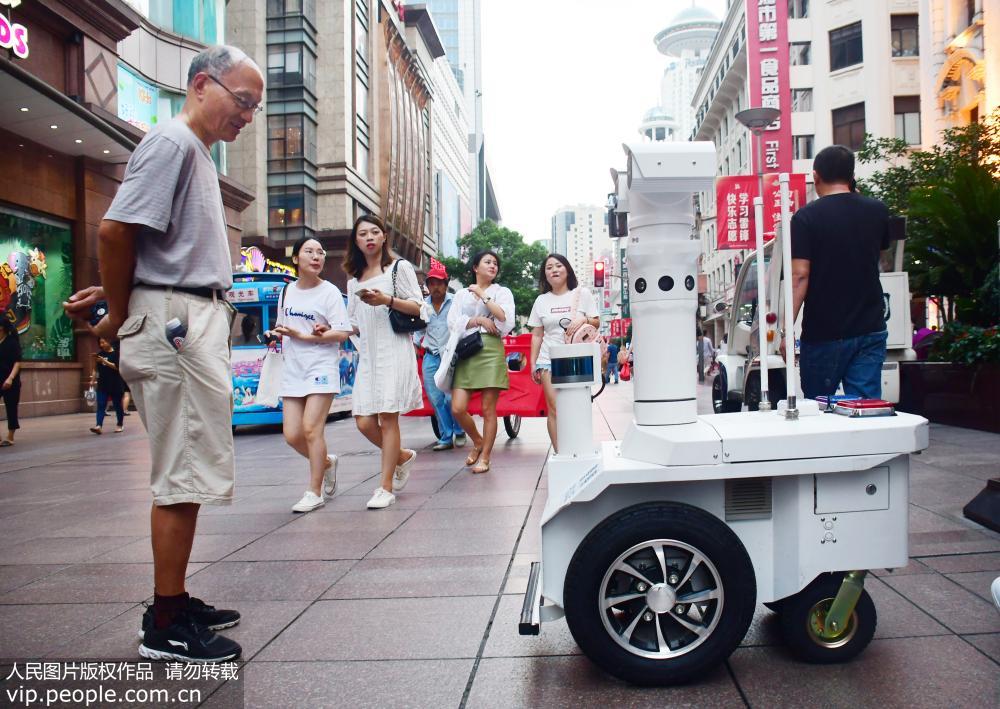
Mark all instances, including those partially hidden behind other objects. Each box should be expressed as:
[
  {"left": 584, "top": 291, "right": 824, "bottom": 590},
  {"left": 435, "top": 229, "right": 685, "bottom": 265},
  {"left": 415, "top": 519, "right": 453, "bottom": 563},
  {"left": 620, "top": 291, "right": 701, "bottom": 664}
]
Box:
[{"left": 153, "top": 591, "right": 190, "bottom": 630}]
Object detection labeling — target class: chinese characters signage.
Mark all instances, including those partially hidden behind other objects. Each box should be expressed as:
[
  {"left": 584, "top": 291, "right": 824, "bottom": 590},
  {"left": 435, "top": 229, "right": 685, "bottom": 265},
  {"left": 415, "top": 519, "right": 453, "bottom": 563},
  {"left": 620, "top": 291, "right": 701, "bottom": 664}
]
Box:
[
  {"left": 0, "top": 0, "right": 30, "bottom": 59},
  {"left": 1, "top": 209, "right": 74, "bottom": 361},
  {"left": 746, "top": 0, "right": 791, "bottom": 173},
  {"left": 117, "top": 64, "right": 159, "bottom": 133},
  {"left": 716, "top": 174, "right": 807, "bottom": 250}
]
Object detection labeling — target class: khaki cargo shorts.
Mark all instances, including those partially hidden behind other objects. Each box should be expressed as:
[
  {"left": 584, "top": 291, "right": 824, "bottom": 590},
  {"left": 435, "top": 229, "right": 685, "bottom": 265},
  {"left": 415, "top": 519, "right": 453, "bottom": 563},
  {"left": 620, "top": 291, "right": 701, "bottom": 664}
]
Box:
[{"left": 118, "top": 286, "right": 236, "bottom": 506}]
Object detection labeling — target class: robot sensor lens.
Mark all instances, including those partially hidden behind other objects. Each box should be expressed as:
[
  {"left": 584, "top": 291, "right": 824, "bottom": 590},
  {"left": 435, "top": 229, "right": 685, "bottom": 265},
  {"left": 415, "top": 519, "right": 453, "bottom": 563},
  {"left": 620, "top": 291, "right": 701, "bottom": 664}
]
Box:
[
  {"left": 685, "top": 276, "right": 695, "bottom": 290},
  {"left": 635, "top": 278, "right": 647, "bottom": 293},
  {"left": 658, "top": 276, "right": 674, "bottom": 291}
]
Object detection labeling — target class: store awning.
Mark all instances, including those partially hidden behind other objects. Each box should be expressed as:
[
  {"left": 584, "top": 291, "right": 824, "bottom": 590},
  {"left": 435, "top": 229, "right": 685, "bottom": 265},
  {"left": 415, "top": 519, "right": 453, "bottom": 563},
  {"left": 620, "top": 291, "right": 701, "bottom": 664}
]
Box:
[{"left": 0, "top": 57, "right": 135, "bottom": 163}]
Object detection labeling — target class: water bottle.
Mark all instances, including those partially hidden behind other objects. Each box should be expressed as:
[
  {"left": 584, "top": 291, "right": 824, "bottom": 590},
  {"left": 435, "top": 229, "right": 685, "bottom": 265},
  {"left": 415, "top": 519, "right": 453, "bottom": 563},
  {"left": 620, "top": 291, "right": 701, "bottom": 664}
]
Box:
[{"left": 165, "top": 317, "right": 187, "bottom": 351}]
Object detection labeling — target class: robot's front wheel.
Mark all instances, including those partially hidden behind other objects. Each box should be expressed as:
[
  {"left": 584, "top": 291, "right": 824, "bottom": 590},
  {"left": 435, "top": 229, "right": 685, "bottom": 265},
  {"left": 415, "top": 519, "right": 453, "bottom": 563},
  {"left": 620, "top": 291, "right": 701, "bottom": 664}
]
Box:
[
  {"left": 779, "top": 573, "right": 877, "bottom": 663},
  {"left": 563, "top": 502, "right": 756, "bottom": 686}
]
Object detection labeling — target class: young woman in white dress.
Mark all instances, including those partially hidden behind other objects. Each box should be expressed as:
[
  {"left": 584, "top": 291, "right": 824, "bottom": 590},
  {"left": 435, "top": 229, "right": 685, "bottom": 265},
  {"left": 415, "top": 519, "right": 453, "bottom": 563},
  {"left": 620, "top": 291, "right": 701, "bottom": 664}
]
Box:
[
  {"left": 448, "top": 250, "right": 515, "bottom": 474},
  {"left": 343, "top": 215, "right": 423, "bottom": 510},
  {"left": 528, "top": 254, "right": 599, "bottom": 452},
  {"left": 268, "top": 237, "right": 353, "bottom": 513}
]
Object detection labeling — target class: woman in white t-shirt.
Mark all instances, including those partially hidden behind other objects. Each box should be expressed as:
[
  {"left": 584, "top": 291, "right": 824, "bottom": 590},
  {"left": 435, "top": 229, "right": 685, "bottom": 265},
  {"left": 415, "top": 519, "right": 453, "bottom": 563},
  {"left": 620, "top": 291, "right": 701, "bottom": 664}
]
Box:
[
  {"left": 527, "top": 254, "right": 599, "bottom": 452},
  {"left": 267, "top": 237, "right": 353, "bottom": 514}
]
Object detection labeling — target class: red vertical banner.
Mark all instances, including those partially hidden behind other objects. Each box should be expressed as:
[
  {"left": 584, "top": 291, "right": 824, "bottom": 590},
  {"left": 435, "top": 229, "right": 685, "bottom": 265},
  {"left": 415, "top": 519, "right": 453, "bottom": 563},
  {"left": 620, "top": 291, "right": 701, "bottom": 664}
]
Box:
[
  {"left": 610, "top": 319, "right": 621, "bottom": 338},
  {"left": 716, "top": 174, "right": 808, "bottom": 250},
  {"left": 761, "top": 173, "right": 807, "bottom": 239},
  {"left": 716, "top": 176, "right": 756, "bottom": 250},
  {"left": 746, "top": 0, "right": 792, "bottom": 174}
]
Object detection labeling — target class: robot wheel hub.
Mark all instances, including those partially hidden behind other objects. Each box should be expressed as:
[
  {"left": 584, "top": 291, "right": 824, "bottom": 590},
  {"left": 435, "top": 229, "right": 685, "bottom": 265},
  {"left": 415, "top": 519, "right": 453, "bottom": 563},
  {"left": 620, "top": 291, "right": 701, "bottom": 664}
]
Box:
[{"left": 645, "top": 583, "right": 678, "bottom": 614}]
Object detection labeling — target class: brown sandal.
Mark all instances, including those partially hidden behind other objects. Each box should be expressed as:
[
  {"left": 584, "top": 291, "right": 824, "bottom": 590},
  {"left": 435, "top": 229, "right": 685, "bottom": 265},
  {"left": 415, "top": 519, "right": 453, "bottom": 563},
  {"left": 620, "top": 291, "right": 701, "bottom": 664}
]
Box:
[
  {"left": 465, "top": 446, "right": 483, "bottom": 466},
  {"left": 472, "top": 459, "right": 490, "bottom": 474}
]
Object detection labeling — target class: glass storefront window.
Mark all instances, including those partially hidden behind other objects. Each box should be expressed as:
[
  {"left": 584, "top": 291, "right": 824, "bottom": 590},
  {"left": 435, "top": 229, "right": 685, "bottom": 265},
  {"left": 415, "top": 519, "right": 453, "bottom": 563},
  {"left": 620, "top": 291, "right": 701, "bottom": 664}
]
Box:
[
  {"left": 0, "top": 208, "right": 75, "bottom": 362},
  {"left": 149, "top": 0, "right": 225, "bottom": 45}
]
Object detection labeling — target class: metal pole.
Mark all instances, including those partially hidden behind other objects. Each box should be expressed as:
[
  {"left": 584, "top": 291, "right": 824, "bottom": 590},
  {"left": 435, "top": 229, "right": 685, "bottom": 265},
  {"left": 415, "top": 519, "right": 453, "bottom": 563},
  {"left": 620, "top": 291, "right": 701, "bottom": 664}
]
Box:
[
  {"left": 779, "top": 173, "right": 797, "bottom": 419},
  {"left": 753, "top": 196, "right": 771, "bottom": 411}
]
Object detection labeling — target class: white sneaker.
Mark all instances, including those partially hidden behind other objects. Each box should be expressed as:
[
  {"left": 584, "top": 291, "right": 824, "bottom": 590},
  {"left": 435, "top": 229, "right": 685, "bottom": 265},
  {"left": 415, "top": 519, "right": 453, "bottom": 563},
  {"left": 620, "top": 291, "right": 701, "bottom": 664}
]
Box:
[
  {"left": 292, "top": 491, "right": 325, "bottom": 513},
  {"left": 392, "top": 449, "right": 416, "bottom": 493},
  {"left": 366, "top": 487, "right": 396, "bottom": 510},
  {"left": 324, "top": 454, "right": 339, "bottom": 496}
]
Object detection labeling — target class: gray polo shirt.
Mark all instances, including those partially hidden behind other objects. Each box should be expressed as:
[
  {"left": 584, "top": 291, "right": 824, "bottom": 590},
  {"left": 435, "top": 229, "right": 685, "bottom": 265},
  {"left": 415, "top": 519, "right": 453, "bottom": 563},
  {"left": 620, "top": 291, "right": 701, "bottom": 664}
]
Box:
[{"left": 104, "top": 117, "right": 233, "bottom": 290}]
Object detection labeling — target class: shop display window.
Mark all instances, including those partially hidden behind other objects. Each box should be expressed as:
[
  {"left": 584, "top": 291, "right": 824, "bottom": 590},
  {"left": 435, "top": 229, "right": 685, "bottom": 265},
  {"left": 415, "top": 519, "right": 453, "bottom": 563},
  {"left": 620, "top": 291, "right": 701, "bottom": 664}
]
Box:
[{"left": 0, "top": 208, "right": 74, "bottom": 361}]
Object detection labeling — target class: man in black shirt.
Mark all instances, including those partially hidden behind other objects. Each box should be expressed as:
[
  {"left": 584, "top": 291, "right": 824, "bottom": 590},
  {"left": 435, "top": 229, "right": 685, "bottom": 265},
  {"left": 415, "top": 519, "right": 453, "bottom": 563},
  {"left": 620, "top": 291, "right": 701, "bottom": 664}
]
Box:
[{"left": 788, "top": 145, "right": 890, "bottom": 399}]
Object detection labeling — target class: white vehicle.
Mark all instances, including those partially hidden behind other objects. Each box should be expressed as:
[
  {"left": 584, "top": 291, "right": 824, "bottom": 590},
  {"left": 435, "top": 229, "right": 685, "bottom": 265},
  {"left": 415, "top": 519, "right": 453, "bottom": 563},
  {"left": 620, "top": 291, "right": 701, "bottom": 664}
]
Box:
[
  {"left": 712, "top": 232, "right": 916, "bottom": 413},
  {"left": 518, "top": 142, "right": 928, "bottom": 686}
]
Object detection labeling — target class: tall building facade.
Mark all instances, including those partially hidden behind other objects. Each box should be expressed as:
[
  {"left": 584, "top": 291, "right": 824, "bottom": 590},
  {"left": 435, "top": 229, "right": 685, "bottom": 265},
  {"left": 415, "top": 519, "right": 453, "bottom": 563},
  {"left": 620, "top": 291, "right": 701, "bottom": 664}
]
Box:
[
  {"left": 919, "top": 0, "right": 998, "bottom": 144},
  {"left": 645, "top": 5, "right": 722, "bottom": 142},
  {"left": 551, "top": 205, "right": 611, "bottom": 290},
  {"left": 227, "top": 0, "right": 441, "bottom": 286},
  {"left": 0, "top": 0, "right": 254, "bottom": 421},
  {"left": 691, "top": 0, "right": 924, "bottom": 343},
  {"left": 423, "top": 0, "right": 499, "bottom": 226},
  {"left": 416, "top": 8, "right": 472, "bottom": 258}
]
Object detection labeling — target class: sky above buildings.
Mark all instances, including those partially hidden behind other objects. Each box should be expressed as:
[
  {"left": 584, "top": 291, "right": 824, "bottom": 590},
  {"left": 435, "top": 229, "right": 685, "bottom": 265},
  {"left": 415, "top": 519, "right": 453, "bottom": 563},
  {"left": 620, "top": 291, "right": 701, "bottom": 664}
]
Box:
[{"left": 481, "top": 0, "right": 727, "bottom": 243}]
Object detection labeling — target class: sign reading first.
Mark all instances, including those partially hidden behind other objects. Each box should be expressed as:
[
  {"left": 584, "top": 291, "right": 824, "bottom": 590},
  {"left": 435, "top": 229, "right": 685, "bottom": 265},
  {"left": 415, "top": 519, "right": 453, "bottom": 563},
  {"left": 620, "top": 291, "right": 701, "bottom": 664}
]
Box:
[{"left": 0, "top": 0, "right": 29, "bottom": 59}]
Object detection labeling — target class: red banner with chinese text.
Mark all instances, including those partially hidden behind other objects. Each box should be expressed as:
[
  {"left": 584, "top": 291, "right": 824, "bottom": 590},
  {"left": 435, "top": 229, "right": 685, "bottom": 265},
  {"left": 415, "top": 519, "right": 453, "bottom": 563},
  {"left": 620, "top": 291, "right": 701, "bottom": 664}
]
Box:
[
  {"left": 716, "top": 174, "right": 807, "bottom": 250},
  {"left": 746, "top": 0, "right": 792, "bottom": 174}
]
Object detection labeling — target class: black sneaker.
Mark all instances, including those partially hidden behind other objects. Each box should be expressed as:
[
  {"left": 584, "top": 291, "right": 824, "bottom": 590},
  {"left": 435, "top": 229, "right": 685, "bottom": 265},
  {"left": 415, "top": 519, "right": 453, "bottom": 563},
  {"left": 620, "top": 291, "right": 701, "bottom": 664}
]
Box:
[
  {"left": 138, "top": 597, "right": 241, "bottom": 640},
  {"left": 138, "top": 612, "right": 242, "bottom": 663}
]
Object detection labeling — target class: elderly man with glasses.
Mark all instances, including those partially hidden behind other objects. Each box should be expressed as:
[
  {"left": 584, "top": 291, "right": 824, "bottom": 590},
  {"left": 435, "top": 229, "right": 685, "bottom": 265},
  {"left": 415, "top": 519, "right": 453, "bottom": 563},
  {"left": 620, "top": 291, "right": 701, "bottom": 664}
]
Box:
[{"left": 64, "top": 46, "right": 264, "bottom": 662}]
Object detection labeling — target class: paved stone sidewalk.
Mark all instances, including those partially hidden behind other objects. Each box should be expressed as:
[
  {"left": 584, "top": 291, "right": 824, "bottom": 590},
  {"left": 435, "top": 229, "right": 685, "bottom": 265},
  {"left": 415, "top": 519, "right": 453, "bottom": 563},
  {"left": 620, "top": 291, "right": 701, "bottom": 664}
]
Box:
[{"left": 0, "top": 382, "right": 997, "bottom": 707}]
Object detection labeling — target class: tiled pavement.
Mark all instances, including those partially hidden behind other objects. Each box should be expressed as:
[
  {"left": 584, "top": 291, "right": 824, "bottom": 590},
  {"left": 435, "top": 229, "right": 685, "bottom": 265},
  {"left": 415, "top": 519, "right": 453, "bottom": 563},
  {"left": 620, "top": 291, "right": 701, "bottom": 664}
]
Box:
[{"left": 0, "top": 382, "right": 997, "bottom": 707}]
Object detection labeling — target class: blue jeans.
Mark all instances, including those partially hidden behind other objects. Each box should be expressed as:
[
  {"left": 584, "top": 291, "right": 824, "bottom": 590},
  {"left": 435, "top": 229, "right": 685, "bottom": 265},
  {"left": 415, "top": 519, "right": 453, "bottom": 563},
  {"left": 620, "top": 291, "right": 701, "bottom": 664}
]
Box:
[
  {"left": 422, "top": 352, "right": 461, "bottom": 440},
  {"left": 96, "top": 390, "right": 125, "bottom": 427},
  {"left": 606, "top": 361, "right": 618, "bottom": 383},
  {"left": 799, "top": 330, "right": 888, "bottom": 400}
]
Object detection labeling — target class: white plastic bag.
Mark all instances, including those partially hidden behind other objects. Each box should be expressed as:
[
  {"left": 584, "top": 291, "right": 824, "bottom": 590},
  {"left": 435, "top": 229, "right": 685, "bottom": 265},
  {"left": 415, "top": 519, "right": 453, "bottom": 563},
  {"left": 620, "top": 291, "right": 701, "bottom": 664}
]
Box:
[
  {"left": 255, "top": 347, "right": 283, "bottom": 408},
  {"left": 433, "top": 330, "right": 460, "bottom": 391},
  {"left": 84, "top": 385, "right": 97, "bottom": 409}
]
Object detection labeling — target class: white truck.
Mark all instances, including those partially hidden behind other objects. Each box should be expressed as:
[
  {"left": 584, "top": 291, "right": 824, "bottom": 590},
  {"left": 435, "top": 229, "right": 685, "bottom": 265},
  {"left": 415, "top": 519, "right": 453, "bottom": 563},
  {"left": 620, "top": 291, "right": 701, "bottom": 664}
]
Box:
[{"left": 711, "top": 230, "right": 915, "bottom": 413}]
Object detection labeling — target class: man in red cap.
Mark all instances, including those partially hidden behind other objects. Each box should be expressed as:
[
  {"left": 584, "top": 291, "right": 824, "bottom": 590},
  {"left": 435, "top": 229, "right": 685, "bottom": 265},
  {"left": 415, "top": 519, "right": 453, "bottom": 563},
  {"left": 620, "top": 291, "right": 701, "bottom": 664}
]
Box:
[{"left": 414, "top": 259, "right": 466, "bottom": 450}]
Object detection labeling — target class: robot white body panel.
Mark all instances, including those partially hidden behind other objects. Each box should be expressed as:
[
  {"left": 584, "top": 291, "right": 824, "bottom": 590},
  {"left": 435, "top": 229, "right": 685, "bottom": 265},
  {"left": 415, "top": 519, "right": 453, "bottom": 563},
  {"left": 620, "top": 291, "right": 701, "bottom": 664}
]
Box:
[
  {"left": 539, "top": 410, "right": 925, "bottom": 609},
  {"left": 522, "top": 141, "right": 929, "bottom": 685}
]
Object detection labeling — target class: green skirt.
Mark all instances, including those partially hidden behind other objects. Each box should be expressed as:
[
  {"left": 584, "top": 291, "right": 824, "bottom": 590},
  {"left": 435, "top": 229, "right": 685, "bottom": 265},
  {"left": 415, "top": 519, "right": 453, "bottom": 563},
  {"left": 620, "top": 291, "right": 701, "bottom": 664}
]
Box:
[{"left": 453, "top": 333, "right": 509, "bottom": 391}]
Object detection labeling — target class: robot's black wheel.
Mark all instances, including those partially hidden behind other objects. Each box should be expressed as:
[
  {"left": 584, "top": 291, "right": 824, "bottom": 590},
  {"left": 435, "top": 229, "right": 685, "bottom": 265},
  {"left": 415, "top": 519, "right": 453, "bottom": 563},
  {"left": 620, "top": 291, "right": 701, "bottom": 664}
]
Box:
[
  {"left": 563, "top": 502, "right": 756, "bottom": 686},
  {"left": 504, "top": 415, "right": 521, "bottom": 439},
  {"left": 779, "top": 573, "right": 877, "bottom": 664}
]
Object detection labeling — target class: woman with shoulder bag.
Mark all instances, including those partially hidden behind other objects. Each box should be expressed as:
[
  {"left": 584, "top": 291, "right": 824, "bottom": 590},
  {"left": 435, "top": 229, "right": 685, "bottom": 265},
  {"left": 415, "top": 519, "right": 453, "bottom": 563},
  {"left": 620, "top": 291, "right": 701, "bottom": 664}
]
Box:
[
  {"left": 448, "top": 250, "right": 515, "bottom": 474},
  {"left": 265, "top": 237, "right": 353, "bottom": 513},
  {"left": 344, "top": 215, "right": 424, "bottom": 510},
  {"left": 527, "top": 254, "right": 599, "bottom": 452}
]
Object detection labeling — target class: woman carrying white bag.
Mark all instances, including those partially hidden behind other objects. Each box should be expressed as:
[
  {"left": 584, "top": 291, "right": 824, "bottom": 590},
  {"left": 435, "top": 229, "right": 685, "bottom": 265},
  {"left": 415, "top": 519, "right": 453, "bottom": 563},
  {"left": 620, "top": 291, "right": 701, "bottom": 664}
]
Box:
[{"left": 263, "top": 237, "right": 353, "bottom": 513}]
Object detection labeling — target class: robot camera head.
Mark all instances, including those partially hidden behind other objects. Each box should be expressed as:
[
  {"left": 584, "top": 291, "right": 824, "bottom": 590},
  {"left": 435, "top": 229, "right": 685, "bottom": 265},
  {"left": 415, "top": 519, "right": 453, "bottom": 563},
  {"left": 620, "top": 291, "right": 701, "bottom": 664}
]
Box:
[{"left": 623, "top": 142, "right": 717, "bottom": 193}]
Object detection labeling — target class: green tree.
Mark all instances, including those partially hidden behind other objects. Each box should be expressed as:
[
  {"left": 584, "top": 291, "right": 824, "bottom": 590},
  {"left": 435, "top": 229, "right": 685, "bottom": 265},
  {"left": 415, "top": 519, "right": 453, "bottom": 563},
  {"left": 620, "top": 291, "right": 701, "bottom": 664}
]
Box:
[
  {"left": 438, "top": 220, "right": 549, "bottom": 328},
  {"left": 856, "top": 111, "right": 1000, "bottom": 324}
]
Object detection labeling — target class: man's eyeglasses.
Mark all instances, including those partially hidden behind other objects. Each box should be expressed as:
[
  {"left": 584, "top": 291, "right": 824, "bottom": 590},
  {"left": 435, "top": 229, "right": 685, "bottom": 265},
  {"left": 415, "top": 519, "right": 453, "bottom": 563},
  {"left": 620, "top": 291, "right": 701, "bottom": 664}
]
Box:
[{"left": 206, "top": 74, "right": 264, "bottom": 114}]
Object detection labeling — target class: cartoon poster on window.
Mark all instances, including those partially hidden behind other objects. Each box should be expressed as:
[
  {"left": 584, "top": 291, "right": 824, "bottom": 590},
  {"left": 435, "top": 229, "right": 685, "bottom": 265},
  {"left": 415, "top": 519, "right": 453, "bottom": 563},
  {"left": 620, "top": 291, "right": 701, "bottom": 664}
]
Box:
[{"left": 0, "top": 210, "right": 74, "bottom": 361}]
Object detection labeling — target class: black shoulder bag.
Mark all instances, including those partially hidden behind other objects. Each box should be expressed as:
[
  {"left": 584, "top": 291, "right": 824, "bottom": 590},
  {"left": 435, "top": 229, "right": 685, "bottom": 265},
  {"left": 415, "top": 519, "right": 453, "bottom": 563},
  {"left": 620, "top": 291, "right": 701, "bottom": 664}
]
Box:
[{"left": 388, "top": 260, "right": 427, "bottom": 334}]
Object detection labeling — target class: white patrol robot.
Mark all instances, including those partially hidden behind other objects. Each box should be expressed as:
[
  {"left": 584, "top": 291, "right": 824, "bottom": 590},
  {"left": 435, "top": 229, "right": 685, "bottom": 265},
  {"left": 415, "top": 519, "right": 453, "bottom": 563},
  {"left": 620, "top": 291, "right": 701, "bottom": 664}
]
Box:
[{"left": 518, "top": 141, "right": 928, "bottom": 686}]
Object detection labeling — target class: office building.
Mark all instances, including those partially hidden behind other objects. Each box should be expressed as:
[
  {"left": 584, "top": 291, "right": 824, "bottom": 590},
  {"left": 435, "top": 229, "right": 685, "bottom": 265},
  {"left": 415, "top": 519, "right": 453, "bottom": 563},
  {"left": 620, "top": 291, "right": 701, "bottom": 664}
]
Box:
[
  {"left": 919, "top": 0, "right": 998, "bottom": 143},
  {"left": 226, "top": 0, "right": 444, "bottom": 285},
  {"left": 641, "top": 4, "right": 721, "bottom": 142}
]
